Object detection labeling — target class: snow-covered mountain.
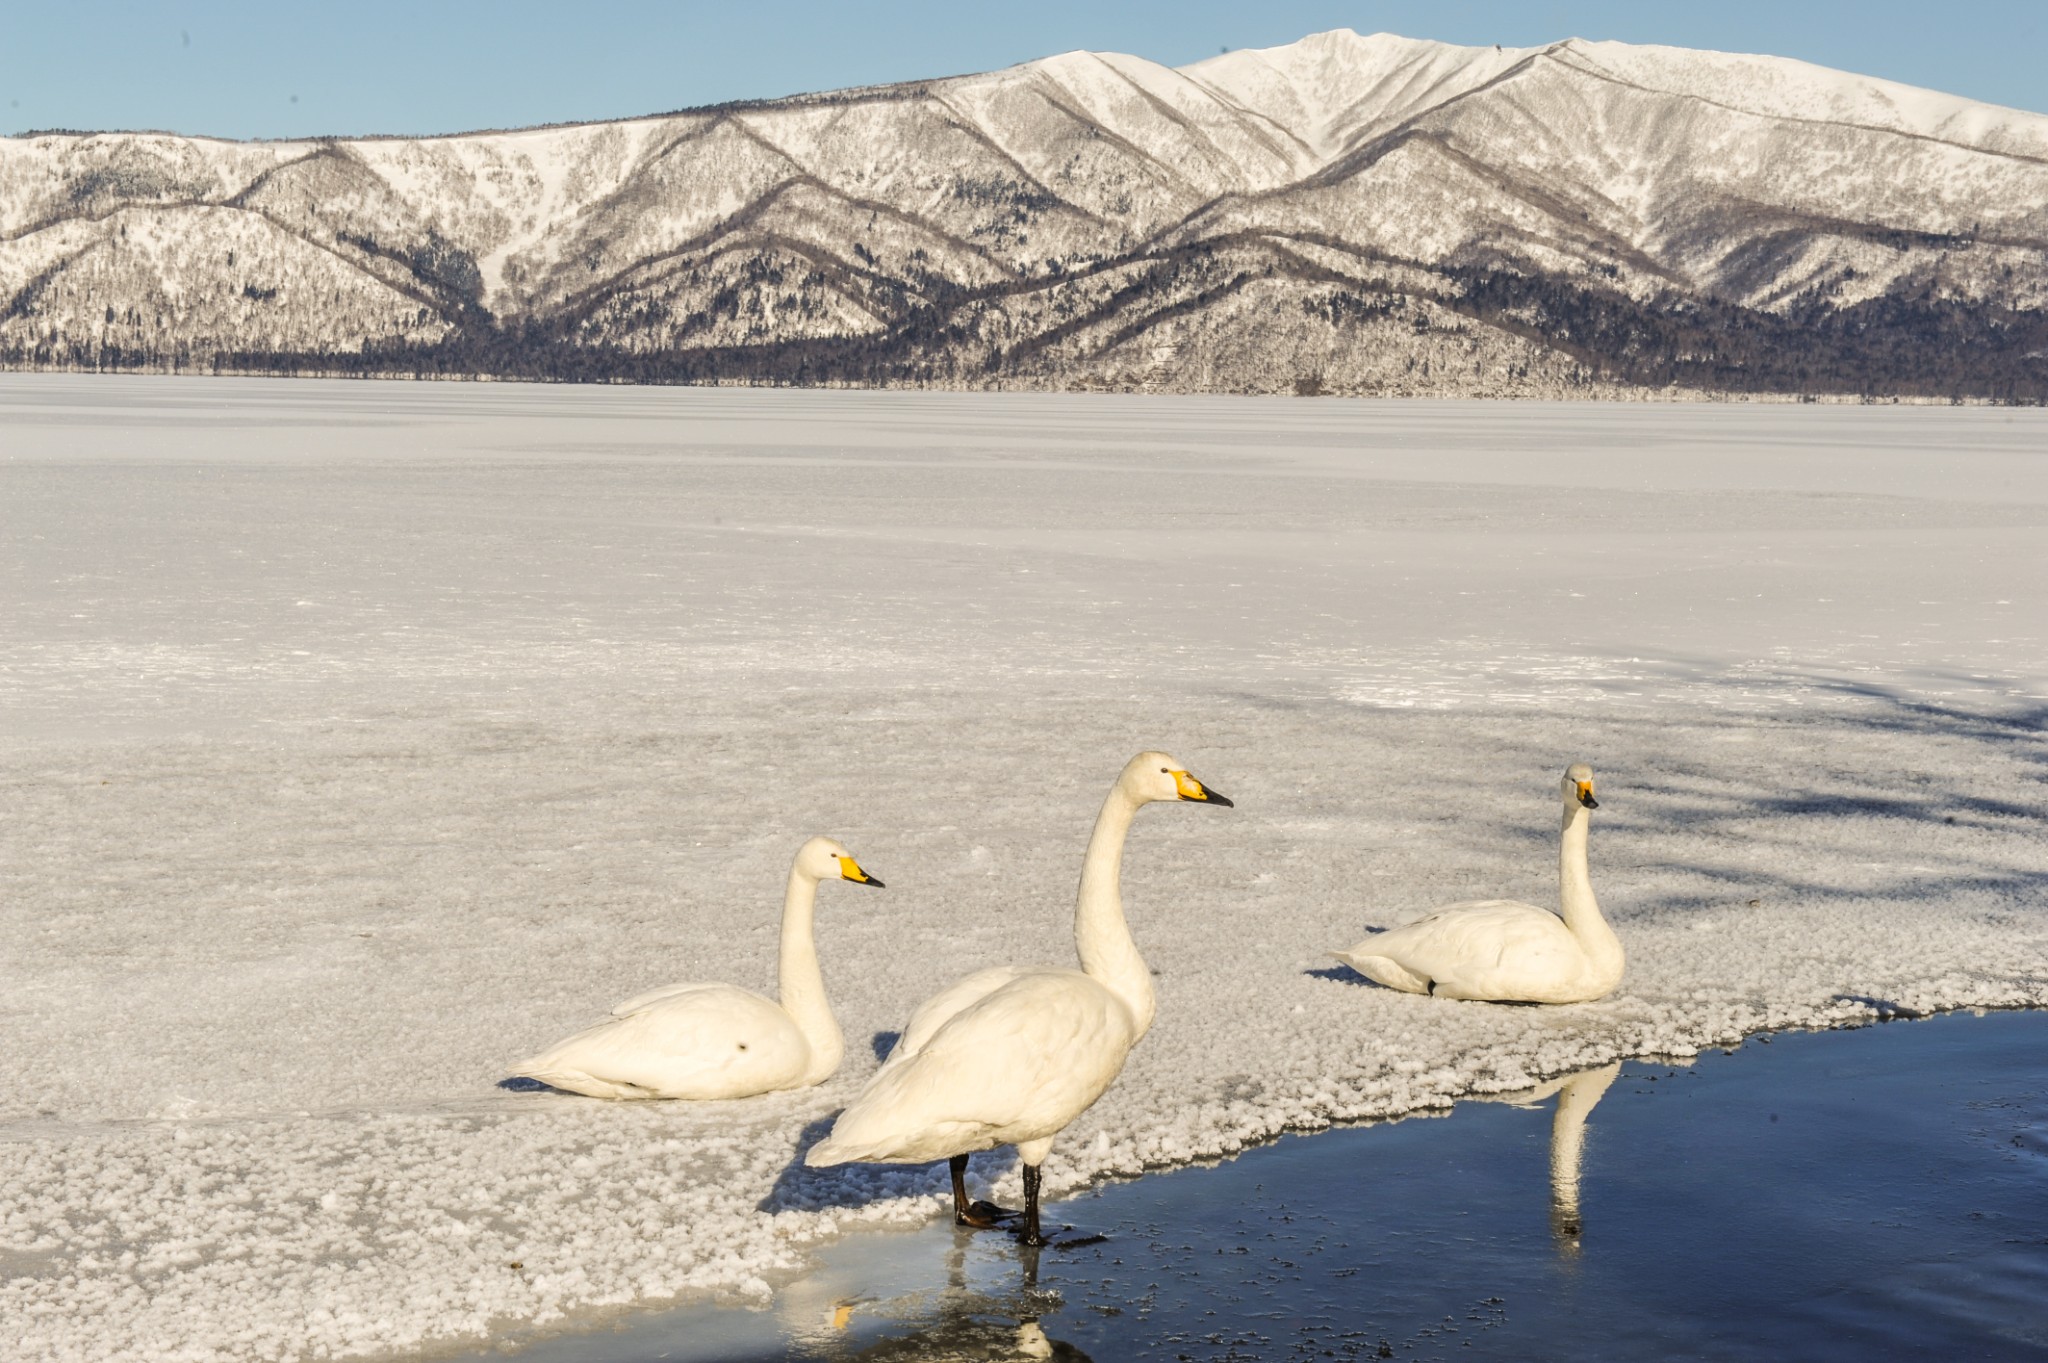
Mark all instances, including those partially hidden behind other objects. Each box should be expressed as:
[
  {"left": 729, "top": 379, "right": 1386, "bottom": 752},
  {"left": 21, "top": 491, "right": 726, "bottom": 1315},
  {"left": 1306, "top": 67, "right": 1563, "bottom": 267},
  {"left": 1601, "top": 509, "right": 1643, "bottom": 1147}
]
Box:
[{"left": 5, "top": 30, "right": 2047, "bottom": 398}]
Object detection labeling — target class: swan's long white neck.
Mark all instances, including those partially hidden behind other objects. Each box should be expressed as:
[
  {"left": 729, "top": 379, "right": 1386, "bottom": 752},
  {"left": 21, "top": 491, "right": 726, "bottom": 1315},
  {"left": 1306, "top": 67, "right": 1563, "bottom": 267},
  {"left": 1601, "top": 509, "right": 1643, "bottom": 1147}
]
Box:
[
  {"left": 1074, "top": 784, "right": 1155, "bottom": 1039},
  {"left": 776, "top": 868, "right": 843, "bottom": 1085},
  {"left": 1559, "top": 798, "right": 1623, "bottom": 985}
]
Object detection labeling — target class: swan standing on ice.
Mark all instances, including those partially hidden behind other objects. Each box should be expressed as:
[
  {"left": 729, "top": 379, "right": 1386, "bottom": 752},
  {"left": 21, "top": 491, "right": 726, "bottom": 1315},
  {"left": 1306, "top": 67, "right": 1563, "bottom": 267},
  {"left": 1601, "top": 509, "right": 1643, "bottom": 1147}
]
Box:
[
  {"left": 806, "top": 752, "right": 1233, "bottom": 1246},
  {"left": 1332, "top": 763, "right": 1622, "bottom": 1004},
  {"left": 512, "top": 837, "right": 883, "bottom": 1099}
]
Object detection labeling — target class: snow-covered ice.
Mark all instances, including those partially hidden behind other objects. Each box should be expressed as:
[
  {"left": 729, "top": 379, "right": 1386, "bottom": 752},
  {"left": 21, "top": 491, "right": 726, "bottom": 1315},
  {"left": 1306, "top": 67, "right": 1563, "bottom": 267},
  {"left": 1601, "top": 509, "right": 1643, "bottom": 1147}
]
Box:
[{"left": 2, "top": 375, "right": 2045, "bottom": 1361}]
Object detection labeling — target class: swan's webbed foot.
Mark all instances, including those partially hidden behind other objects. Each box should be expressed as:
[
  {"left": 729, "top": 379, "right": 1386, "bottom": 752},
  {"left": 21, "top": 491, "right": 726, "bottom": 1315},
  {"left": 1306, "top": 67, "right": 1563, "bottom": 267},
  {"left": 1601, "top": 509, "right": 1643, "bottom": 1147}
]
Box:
[
  {"left": 950, "top": 1154, "right": 1020, "bottom": 1230},
  {"left": 957, "top": 1199, "right": 1020, "bottom": 1229}
]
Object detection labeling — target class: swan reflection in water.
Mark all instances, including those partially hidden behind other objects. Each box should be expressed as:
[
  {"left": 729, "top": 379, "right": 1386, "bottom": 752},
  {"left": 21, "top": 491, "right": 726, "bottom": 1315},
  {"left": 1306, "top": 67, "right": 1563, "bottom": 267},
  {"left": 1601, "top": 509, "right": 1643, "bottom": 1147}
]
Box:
[
  {"left": 1484, "top": 1060, "right": 1622, "bottom": 1252},
  {"left": 776, "top": 1233, "right": 1095, "bottom": 1362},
  {"left": 766, "top": 1063, "right": 1621, "bottom": 1356}
]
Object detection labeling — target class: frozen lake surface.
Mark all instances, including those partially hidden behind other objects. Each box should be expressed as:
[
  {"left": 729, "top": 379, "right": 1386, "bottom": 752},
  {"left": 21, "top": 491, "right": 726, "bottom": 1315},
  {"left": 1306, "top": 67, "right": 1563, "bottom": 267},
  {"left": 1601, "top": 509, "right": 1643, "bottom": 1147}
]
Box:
[
  {"left": 462, "top": 1009, "right": 2048, "bottom": 1363},
  {"left": 3, "top": 377, "right": 2046, "bottom": 1362}
]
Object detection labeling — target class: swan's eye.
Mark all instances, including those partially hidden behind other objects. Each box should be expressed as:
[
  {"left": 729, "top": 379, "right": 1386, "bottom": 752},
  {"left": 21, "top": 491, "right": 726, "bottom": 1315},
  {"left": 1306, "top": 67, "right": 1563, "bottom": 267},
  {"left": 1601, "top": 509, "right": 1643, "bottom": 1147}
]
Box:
[{"left": 1159, "top": 766, "right": 1169, "bottom": 773}]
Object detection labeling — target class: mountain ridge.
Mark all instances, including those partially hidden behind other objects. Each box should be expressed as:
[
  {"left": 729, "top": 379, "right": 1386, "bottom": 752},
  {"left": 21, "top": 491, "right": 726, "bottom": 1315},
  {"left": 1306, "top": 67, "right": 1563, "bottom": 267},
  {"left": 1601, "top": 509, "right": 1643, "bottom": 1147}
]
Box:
[{"left": 5, "top": 29, "right": 2046, "bottom": 399}]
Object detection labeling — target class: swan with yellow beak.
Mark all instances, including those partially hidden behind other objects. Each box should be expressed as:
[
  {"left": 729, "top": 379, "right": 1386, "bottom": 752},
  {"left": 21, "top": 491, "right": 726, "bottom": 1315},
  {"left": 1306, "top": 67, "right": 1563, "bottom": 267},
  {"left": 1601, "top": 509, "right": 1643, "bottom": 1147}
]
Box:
[
  {"left": 807, "top": 752, "right": 1232, "bottom": 1246},
  {"left": 1332, "top": 764, "right": 1623, "bottom": 1004},
  {"left": 513, "top": 836, "right": 882, "bottom": 1099}
]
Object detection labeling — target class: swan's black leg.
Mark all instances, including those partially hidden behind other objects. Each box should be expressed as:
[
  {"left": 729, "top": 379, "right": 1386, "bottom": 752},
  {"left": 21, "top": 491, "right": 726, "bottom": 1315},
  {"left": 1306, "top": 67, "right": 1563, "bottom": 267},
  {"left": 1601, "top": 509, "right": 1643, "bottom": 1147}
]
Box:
[
  {"left": 1005, "top": 1164, "right": 1105, "bottom": 1249},
  {"left": 1018, "top": 1163, "right": 1046, "bottom": 1247},
  {"left": 951, "top": 1153, "right": 1018, "bottom": 1228}
]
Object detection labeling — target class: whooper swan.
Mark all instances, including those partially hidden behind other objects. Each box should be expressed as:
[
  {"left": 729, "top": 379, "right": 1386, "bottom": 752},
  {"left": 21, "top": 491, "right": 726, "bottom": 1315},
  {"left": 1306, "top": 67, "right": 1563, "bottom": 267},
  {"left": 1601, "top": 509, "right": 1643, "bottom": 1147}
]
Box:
[
  {"left": 512, "top": 836, "right": 882, "bottom": 1099},
  {"left": 805, "top": 752, "right": 1232, "bottom": 1245},
  {"left": 1332, "top": 763, "right": 1622, "bottom": 1004}
]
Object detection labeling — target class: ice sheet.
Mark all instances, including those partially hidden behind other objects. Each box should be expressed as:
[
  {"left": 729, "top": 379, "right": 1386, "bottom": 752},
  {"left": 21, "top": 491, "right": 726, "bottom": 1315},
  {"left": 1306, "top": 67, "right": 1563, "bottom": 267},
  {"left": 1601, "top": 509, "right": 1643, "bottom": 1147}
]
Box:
[{"left": 2, "top": 376, "right": 2045, "bottom": 1361}]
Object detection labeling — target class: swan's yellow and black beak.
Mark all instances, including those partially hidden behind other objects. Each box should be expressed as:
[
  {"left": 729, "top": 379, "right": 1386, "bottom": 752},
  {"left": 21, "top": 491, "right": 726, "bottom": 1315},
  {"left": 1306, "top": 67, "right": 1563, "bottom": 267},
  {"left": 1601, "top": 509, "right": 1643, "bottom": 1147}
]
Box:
[
  {"left": 1173, "top": 770, "right": 1234, "bottom": 807},
  {"left": 838, "top": 856, "right": 884, "bottom": 887},
  {"left": 1576, "top": 780, "right": 1598, "bottom": 810}
]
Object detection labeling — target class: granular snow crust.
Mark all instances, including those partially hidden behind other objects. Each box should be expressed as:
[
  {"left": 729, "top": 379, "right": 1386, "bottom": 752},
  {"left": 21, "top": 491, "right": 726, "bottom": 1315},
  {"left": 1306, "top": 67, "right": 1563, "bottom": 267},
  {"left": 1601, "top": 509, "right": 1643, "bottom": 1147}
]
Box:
[{"left": 2, "top": 376, "right": 2044, "bottom": 1361}]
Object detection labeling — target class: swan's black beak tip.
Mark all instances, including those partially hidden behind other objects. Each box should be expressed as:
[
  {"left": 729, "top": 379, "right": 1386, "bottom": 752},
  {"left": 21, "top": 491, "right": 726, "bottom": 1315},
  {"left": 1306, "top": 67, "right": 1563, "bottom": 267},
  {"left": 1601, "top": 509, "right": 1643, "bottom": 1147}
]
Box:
[
  {"left": 1578, "top": 792, "right": 1599, "bottom": 810},
  {"left": 1203, "top": 790, "right": 1235, "bottom": 808},
  {"left": 838, "top": 856, "right": 883, "bottom": 888},
  {"left": 1172, "top": 771, "right": 1232, "bottom": 807}
]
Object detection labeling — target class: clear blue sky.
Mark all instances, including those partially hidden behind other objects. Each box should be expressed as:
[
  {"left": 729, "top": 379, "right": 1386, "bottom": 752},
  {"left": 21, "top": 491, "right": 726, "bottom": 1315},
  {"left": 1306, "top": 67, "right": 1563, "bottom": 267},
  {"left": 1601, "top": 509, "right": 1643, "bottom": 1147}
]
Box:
[{"left": 5, "top": 0, "right": 2044, "bottom": 141}]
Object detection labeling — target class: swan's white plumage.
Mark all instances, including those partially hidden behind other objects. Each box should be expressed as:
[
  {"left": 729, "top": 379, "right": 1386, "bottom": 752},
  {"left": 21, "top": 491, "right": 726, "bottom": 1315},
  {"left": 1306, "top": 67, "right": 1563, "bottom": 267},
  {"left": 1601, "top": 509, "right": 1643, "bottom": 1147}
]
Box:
[
  {"left": 517, "top": 984, "right": 811, "bottom": 1100},
  {"left": 512, "top": 836, "right": 879, "bottom": 1100},
  {"left": 806, "top": 752, "right": 1231, "bottom": 1178},
  {"left": 608, "top": 980, "right": 711, "bottom": 1017},
  {"left": 1333, "top": 764, "right": 1622, "bottom": 1004},
  {"left": 891, "top": 965, "right": 1030, "bottom": 1061},
  {"left": 813, "top": 967, "right": 1138, "bottom": 1165},
  {"left": 1336, "top": 899, "right": 1594, "bottom": 1001}
]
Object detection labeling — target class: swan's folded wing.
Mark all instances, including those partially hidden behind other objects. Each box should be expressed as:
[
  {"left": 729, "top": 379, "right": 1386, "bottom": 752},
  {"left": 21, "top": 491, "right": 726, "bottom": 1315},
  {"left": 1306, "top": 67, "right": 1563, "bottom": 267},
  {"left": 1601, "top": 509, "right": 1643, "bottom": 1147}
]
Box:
[
  {"left": 609, "top": 980, "right": 716, "bottom": 1017},
  {"left": 888, "top": 966, "right": 1032, "bottom": 1063},
  {"left": 518, "top": 985, "right": 802, "bottom": 1098},
  {"left": 811, "top": 969, "right": 1132, "bottom": 1164},
  {"left": 1380, "top": 900, "right": 1560, "bottom": 961},
  {"left": 1384, "top": 900, "right": 1581, "bottom": 996}
]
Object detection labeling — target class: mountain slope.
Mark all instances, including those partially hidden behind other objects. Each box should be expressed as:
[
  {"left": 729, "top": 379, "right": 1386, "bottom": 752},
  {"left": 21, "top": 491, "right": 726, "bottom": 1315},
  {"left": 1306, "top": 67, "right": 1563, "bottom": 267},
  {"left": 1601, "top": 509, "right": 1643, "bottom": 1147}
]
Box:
[{"left": 4, "top": 30, "right": 2046, "bottom": 399}]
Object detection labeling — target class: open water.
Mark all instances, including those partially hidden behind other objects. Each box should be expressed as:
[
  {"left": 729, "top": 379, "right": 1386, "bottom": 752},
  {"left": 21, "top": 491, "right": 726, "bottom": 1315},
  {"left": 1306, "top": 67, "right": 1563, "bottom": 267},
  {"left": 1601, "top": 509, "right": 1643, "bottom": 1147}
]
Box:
[{"left": 466, "top": 1009, "right": 2048, "bottom": 1362}]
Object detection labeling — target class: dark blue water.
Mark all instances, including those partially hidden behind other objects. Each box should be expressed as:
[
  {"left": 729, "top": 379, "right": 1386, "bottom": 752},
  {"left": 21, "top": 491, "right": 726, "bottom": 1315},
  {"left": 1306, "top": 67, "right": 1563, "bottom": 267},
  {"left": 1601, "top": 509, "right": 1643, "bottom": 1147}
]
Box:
[{"left": 474, "top": 1010, "right": 2048, "bottom": 1362}]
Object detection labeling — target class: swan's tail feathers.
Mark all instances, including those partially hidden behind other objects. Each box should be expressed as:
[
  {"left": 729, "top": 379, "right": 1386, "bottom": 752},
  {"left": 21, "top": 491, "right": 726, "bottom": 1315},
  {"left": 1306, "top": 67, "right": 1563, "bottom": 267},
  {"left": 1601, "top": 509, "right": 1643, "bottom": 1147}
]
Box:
[
  {"left": 1329, "top": 948, "right": 1431, "bottom": 995},
  {"left": 508, "top": 1061, "right": 654, "bottom": 1101},
  {"left": 806, "top": 1116, "right": 983, "bottom": 1167},
  {"left": 804, "top": 1123, "right": 899, "bottom": 1167},
  {"left": 805, "top": 1134, "right": 856, "bottom": 1168}
]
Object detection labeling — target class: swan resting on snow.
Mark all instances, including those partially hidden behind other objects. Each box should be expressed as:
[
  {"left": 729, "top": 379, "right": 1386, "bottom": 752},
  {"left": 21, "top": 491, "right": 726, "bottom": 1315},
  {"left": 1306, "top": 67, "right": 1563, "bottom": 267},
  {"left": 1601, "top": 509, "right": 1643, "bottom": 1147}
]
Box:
[
  {"left": 512, "top": 836, "right": 882, "bottom": 1099},
  {"left": 806, "top": 752, "right": 1232, "bottom": 1246},
  {"left": 1332, "top": 763, "right": 1622, "bottom": 1004}
]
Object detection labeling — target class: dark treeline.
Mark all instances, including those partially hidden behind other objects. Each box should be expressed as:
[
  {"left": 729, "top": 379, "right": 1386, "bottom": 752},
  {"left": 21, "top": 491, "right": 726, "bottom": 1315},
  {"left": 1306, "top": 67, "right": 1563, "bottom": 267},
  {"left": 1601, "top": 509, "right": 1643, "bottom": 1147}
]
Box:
[
  {"left": 6, "top": 243, "right": 2046, "bottom": 402},
  {"left": 1442, "top": 267, "right": 2048, "bottom": 403}
]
